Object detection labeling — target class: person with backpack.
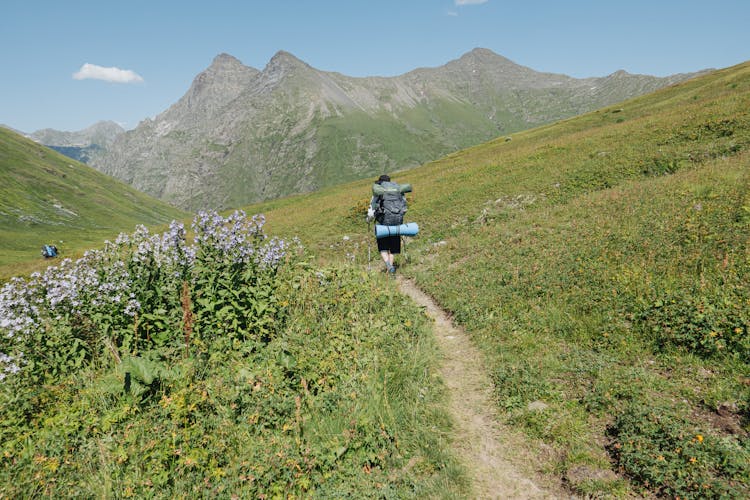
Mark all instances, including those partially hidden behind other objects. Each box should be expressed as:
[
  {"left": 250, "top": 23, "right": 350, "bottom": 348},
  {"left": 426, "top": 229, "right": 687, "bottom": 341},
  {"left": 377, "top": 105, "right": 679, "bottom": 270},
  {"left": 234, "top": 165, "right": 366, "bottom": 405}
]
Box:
[
  {"left": 367, "top": 174, "right": 408, "bottom": 274},
  {"left": 41, "top": 244, "right": 58, "bottom": 259}
]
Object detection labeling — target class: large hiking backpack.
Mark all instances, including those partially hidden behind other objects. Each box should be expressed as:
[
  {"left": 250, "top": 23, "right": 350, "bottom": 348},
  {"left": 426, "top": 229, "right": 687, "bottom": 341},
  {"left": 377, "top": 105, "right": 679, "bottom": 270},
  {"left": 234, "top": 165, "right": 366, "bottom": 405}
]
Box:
[
  {"left": 41, "top": 244, "right": 58, "bottom": 258},
  {"left": 373, "top": 181, "right": 409, "bottom": 226}
]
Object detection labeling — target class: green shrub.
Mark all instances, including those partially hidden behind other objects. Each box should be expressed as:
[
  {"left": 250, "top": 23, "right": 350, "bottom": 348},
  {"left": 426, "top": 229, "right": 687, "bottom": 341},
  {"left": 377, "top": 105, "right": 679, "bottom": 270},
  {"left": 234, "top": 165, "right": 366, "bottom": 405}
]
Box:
[
  {"left": 608, "top": 403, "right": 750, "bottom": 498},
  {"left": 638, "top": 282, "right": 749, "bottom": 359}
]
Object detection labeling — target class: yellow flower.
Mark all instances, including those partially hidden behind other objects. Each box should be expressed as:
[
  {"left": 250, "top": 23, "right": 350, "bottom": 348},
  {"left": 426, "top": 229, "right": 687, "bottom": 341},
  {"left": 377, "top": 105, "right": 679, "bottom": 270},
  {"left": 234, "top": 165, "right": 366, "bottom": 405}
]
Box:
[
  {"left": 695, "top": 434, "right": 703, "bottom": 443},
  {"left": 689, "top": 457, "right": 697, "bottom": 463}
]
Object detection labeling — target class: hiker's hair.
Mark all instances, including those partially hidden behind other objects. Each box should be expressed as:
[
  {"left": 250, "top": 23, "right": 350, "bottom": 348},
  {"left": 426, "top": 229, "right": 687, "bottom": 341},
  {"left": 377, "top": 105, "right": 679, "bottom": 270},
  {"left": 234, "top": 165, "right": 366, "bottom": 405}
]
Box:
[{"left": 378, "top": 174, "right": 391, "bottom": 183}]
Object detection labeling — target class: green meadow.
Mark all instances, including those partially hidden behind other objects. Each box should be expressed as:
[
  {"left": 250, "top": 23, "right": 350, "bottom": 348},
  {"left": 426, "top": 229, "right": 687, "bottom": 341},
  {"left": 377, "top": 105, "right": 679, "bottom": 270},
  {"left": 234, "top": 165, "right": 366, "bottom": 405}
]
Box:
[
  {"left": 0, "top": 127, "right": 187, "bottom": 278},
  {"left": 251, "top": 61, "right": 750, "bottom": 497},
  {"left": 1, "top": 60, "right": 749, "bottom": 497}
]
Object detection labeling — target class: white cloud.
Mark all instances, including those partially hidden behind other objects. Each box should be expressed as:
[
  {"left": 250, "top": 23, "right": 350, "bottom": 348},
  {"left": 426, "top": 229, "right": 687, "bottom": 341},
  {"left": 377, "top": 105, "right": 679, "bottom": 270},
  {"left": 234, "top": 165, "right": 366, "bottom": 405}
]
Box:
[
  {"left": 455, "top": 0, "right": 488, "bottom": 5},
  {"left": 72, "top": 63, "right": 144, "bottom": 83}
]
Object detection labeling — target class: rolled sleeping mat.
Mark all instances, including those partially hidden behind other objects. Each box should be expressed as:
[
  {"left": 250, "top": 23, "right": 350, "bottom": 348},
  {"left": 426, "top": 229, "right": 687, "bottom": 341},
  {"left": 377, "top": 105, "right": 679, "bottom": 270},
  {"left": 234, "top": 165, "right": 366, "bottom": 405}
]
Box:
[
  {"left": 375, "top": 222, "right": 419, "bottom": 238},
  {"left": 372, "top": 183, "right": 412, "bottom": 196}
]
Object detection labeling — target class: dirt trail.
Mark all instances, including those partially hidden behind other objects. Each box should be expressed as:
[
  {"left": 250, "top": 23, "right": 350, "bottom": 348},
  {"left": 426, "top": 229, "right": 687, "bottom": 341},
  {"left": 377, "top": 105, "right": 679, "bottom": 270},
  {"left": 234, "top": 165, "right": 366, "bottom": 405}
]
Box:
[{"left": 397, "top": 277, "right": 563, "bottom": 499}]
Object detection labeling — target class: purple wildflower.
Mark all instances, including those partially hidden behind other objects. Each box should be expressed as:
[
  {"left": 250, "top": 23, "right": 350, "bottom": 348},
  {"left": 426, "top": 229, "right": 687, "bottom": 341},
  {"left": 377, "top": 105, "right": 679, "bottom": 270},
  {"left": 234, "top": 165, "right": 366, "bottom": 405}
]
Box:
[{"left": 0, "top": 210, "right": 295, "bottom": 381}]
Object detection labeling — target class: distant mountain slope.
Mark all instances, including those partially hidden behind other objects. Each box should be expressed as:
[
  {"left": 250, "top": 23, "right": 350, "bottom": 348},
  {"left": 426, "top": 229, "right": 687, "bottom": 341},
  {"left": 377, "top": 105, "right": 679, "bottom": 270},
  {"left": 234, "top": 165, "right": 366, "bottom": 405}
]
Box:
[
  {"left": 29, "top": 120, "right": 125, "bottom": 148},
  {"left": 91, "top": 48, "right": 705, "bottom": 211},
  {"left": 0, "top": 127, "right": 186, "bottom": 271},
  {"left": 26, "top": 121, "right": 125, "bottom": 163}
]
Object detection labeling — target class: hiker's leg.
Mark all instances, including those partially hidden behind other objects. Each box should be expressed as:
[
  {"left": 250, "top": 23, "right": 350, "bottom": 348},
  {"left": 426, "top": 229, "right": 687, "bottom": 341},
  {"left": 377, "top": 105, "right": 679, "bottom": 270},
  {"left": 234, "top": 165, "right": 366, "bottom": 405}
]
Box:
[
  {"left": 390, "top": 237, "right": 400, "bottom": 269},
  {"left": 380, "top": 250, "right": 391, "bottom": 267},
  {"left": 380, "top": 250, "right": 395, "bottom": 272}
]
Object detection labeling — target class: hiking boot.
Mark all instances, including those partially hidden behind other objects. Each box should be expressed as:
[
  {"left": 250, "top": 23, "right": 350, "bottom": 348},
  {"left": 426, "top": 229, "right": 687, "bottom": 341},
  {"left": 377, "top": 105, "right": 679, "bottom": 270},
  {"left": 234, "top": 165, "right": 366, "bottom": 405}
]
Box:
[{"left": 388, "top": 265, "right": 396, "bottom": 274}]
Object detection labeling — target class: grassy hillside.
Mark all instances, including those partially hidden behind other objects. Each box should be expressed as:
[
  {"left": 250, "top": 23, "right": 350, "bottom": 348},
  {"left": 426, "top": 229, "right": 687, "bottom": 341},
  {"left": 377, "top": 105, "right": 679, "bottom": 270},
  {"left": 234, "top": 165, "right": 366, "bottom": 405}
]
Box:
[
  {"left": 249, "top": 61, "right": 750, "bottom": 497},
  {"left": 0, "top": 127, "right": 187, "bottom": 278}
]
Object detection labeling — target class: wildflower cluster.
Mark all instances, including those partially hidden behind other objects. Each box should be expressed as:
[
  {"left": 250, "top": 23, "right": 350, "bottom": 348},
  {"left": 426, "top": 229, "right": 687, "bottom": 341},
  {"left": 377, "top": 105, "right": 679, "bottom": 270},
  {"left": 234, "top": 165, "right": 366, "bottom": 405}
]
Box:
[
  {"left": 0, "top": 211, "right": 294, "bottom": 382},
  {"left": 191, "top": 210, "right": 292, "bottom": 268}
]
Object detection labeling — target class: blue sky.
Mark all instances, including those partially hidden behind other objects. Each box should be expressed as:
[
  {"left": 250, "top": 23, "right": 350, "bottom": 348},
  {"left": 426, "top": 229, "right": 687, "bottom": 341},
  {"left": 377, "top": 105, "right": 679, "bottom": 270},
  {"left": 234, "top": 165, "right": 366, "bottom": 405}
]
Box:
[{"left": 1, "top": 0, "right": 748, "bottom": 133}]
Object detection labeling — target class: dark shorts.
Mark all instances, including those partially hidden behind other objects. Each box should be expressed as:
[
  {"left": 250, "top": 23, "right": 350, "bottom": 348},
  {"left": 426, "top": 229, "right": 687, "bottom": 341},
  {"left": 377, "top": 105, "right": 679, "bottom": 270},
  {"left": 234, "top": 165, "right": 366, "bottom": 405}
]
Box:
[{"left": 377, "top": 235, "right": 401, "bottom": 254}]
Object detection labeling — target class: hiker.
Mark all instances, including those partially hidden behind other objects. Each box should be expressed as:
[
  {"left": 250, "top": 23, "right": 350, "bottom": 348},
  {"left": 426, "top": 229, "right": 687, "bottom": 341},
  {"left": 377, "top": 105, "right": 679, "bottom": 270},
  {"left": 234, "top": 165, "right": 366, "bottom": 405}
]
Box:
[{"left": 367, "top": 174, "right": 408, "bottom": 274}]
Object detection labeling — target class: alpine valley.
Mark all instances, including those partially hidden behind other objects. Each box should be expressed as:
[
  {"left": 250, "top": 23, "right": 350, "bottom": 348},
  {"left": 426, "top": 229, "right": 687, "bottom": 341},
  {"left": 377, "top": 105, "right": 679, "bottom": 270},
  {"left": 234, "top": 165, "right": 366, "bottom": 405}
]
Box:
[{"left": 88, "top": 48, "right": 706, "bottom": 211}]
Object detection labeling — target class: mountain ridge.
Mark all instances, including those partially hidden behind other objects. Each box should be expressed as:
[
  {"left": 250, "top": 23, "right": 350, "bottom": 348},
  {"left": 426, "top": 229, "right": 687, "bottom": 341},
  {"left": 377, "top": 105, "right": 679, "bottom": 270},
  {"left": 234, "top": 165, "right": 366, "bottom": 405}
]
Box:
[{"left": 90, "top": 48, "right": 709, "bottom": 211}]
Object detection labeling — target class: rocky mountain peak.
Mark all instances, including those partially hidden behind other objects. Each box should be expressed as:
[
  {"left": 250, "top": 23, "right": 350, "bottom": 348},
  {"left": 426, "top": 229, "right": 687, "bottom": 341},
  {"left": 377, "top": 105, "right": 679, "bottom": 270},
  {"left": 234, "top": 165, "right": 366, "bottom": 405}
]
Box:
[
  {"left": 464, "top": 47, "right": 502, "bottom": 60},
  {"left": 264, "top": 50, "right": 310, "bottom": 75},
  {"left": 438, "top": 47, "right": 543, "bottom": 88},
  {"left": 256, "top": 50, "right": 313, "bottom": 89},
  {"left": 84, "top": 120, "right": 125, "bottom": 135},
  {"left": 457, "top": 47, "right": 515, "bottom": 66},
  {"left": 179, "top": 54, "right": 260, "bottom": 114},
  {"left": 268, "top": 50, "right": 306, "bottom": 66},
  {"left": 207, "top": 53, "right": 249, "bottom": 72}
]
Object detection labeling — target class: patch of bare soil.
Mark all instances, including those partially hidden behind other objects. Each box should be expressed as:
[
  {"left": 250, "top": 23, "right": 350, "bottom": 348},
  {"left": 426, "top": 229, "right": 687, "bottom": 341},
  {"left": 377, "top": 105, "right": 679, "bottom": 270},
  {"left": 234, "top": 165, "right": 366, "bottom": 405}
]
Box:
[{"left": 397, "top": 277, "right": 568, "bottom": 499}]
